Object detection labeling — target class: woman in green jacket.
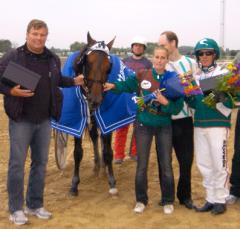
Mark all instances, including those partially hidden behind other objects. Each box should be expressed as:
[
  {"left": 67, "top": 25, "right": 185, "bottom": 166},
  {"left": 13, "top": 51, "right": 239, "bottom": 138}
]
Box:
[{"left": 104, "top": 46, "right": 183, "bottom": 214}]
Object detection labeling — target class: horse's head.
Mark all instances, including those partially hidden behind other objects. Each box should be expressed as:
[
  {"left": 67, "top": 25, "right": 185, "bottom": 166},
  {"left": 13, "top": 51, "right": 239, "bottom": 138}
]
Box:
[{"left": 74, "top": 32, "right": 115, "bottom": 109}]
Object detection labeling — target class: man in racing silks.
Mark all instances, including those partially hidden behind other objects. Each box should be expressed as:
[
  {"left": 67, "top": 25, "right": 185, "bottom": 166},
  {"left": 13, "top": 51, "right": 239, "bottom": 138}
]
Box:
[{"left": 188, "top": 38, "right": 235, "bottom": 215}]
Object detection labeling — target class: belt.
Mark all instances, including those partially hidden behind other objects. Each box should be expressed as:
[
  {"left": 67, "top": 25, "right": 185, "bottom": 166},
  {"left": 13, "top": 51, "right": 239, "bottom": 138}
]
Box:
[{"left": 144, "top": 106, "right": 168, "bottom": 116}]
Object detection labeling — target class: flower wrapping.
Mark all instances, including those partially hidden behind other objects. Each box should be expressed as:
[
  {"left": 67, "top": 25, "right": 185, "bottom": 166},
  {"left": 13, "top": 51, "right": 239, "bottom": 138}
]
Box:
[
  {"left": 135, "top": 89, "right": 161, "bottom": 110},
  {"left": 160, "top": 74, "right": 185, "bottom": 98},
  {"left": 203, "top": 62, "right": 240, "bottom": 108}
]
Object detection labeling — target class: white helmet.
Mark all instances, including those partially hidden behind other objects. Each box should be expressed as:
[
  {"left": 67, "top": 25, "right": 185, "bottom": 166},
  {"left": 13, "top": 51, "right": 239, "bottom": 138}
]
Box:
[{"left": 131, "top": 35, "right": 147, "bottom": 48}]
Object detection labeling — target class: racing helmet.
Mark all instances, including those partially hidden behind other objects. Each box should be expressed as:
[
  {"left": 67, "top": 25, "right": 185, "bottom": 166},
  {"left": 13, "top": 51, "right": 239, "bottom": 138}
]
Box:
[
  {"left": 131, "top": 36, "right": 147, "bottom": 49},
  {"left": 194, "top": 38, "right": 220, "bottom": 60}
]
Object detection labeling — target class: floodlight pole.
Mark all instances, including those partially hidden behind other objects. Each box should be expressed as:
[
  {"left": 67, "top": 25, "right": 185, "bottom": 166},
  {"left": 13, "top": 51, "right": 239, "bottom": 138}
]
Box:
[{"left": 220, "top": 0, "right": 225, "bottom": 51}]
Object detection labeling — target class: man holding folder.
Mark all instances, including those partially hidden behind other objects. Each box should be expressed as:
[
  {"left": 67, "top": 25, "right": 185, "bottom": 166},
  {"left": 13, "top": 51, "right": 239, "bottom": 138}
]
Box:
[{"left": 0, "top": 19, "right": 84, "bottom": 225}]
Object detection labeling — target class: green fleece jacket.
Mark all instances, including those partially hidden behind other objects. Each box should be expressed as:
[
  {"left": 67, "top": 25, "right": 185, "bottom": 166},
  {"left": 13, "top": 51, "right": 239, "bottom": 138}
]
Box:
[
  {"left": 113, "top": 69, "right": 184, "bottom": 127},
  {"left": 186, "top": 94, "right": 234, "bottom": 128}
]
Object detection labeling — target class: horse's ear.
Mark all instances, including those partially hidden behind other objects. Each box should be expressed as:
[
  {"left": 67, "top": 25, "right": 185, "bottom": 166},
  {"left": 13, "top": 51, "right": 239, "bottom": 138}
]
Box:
[
  {"left": 107, "top": 36, "right": 116, "bottom": 50},
  {"left": 87, "top": 32, "right": 96, "bottom": 46}
]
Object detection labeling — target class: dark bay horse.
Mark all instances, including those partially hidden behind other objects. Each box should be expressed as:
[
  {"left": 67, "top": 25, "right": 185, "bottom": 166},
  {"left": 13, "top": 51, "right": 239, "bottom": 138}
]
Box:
[{"left": 69, "top": 32, "right": 118, "bottom": 196}]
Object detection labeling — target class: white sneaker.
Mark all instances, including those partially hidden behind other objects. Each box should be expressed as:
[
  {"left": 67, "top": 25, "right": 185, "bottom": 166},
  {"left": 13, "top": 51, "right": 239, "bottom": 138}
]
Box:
[
  {"left": 24, "top": 207, "right": 52, "bottom": 219},
  {"left": 133, "top": 202, "right": 145, "bottom": 213},
  {"left": 163, "top": 204, "right": 174, "bottom": 214},
  {"left": 226, "top": 194, "right": 238, "bottom": 204},
  {"left": 9, "top": 210, "right": 28, "bottom": 225}
]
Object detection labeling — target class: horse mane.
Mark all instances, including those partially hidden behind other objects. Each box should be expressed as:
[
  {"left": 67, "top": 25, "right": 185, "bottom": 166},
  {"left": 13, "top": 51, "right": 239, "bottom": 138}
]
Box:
[{"left": 73, "top": 44, "right": 90, "bottom": 74}]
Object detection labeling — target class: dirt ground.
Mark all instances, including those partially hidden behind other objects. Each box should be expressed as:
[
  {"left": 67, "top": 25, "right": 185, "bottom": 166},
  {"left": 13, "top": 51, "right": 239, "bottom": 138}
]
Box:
[{"left": 0, "top": 96, "right": 240, "bottom": 229}]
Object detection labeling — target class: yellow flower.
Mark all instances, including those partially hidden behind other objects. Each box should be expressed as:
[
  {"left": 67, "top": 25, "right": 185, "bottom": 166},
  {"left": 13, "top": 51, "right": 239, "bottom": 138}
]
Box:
[{"left": 227, "top": 63, "right": 237, "bottom": 71}]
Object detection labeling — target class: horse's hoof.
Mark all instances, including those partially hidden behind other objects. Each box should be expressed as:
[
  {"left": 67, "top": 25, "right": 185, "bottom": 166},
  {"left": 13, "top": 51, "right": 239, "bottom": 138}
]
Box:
[
  {"left": 109, "top": 188, "right": 118, "bottom": 195},
  {"left": 69, "top": 189, "right": 78, "bottom": 196}
]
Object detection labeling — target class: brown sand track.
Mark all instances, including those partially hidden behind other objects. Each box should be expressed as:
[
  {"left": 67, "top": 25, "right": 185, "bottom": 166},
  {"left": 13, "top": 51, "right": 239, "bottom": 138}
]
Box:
[{"left": 0, "top": 95, "right": 239, "bottom": 229}]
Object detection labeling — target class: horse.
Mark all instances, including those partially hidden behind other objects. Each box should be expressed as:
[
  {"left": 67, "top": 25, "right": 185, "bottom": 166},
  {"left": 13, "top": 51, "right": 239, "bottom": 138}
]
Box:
[{"left": 69, "top": 32, "right": 118, "bottom": 196}]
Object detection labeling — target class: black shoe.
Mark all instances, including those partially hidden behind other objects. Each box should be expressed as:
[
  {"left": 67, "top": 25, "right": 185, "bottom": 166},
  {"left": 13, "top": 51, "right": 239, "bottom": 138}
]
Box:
[
  {"left": 158, "top": 200, "right": 164, "bottom": 206},
  {"left": 179, "top": 199, "right": 194, "bottom": 209},
  {"left": 195, "top": 202, "right": 214, "bottom": 212},
  {"left": 211, "top": 203, "right": 226, "bottom": 215}
]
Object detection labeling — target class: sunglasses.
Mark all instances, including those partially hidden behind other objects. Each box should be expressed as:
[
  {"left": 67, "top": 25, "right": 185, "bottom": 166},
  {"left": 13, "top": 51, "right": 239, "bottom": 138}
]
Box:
[{"left": 198, "top": 51, "right": 215, "bottom": 56}]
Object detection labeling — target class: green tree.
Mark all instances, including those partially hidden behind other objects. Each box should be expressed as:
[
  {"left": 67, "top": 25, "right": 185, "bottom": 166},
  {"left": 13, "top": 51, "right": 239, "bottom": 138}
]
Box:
[
  {"left": 70, "top": 42, "right": 86, "bottom": 52},
  {"left": 145, "top": 42, "right": 158, "bottom": 55},
  {"left": 230, "top": 50, "right": 240, "bottom": 58},
  {"left": 179, "top": 46, "right": 194, "bottom": 56},
  {"left": 219, "top": 47, "right": 226, "bottom": 59},
  {"left": 111, "top": 47, "right": 131, "bottom": 58},
  {"left": 0, "top": 39, "right": 12, "bottom": 53}
]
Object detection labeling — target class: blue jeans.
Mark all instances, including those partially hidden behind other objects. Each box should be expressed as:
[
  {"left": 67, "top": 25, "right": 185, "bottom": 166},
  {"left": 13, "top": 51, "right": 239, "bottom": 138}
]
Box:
[
  {"left": 135, "top": 121, "right": 174, "bottom": 206},
  {"left": 7, "top": 119, "right": 51, "bottom": 213}
]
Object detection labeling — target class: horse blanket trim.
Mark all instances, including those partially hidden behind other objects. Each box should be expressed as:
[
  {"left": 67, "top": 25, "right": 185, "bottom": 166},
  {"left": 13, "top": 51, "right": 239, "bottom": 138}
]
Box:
[
  {"left": 95, "top": 108, "right": 136, "bottom": 134},
  {"left": 51, "top": 53, "right": 137, "bottom": 137},
  {"left": 51, "top": 51, "right": 88, "bottom": 138},
  {"left": 51, "top": 87, "right": 88, "bottom": 138}
]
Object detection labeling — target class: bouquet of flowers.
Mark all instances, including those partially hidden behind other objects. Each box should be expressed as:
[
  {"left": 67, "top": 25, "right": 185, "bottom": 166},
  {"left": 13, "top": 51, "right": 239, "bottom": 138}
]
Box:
[
  {"left": 180, "top": 71, "right": 203, "bottom": 96},
  {"left": 135, "top": 71, "right": 203, "bottom": 110},
  {"left": 203, "top": 62, "right": 240, "bottom": 108},
  {"left": 160, "top": 71, "right": 202, "bottom": 98},
  {"left": 135, "top": 89, "right": 165, "bottom": 110}
]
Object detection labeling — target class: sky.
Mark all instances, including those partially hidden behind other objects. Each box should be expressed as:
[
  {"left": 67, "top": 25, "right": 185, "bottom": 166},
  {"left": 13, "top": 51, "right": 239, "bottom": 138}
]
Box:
[{"left": 0, "top": 0, "right": 239, "bottom": 50}]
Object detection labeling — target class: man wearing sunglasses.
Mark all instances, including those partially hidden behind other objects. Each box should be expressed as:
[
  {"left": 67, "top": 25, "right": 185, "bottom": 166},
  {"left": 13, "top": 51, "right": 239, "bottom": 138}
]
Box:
[
  {"left": 188, "top": 38, "right": 232, "bottom": 215},
  {"left": 194, "top": 39, "right": 221, "bottom": 74}
]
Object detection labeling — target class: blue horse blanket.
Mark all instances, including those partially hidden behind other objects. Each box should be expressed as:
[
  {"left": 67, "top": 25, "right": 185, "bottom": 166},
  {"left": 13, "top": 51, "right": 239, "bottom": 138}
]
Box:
[{"left": 51, "top": 52, "right": 137, "bottom": 137}]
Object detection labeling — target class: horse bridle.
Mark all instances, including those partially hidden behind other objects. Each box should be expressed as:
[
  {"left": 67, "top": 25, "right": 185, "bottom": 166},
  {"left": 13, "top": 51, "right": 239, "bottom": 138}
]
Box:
[{"left": 75, "top": 41, "right": 112, "bottom": 96}]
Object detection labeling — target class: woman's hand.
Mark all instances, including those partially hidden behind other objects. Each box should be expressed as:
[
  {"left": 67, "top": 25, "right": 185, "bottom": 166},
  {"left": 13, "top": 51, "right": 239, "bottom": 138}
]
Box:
[
  {"left": 154, "top": 89, "right": 169, "bottom": 105},
  {"left": 104, "top": 82, "right": 115, "bottom": 91}
]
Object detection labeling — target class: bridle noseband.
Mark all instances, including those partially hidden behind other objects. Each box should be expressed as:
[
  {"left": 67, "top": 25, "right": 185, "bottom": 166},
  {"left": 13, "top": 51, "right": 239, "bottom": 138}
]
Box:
[{"left": 75, "top": 41, "right": 112, "bottom": 96}]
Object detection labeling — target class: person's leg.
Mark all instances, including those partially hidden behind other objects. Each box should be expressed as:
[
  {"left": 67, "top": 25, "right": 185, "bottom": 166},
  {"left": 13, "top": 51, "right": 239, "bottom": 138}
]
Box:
[
  {"left": 129, "top": 123, "right": 137, "bottom": 158},
  {"left": 194, "top": 128, "right": 214, "bottom": 205},
  {"left": 130, "top": 136, "right": 137, "bottom": 158},
  {"left": 206, "top": 127, "right": 229, "bottom": 215},
  {"left": 156, "top": 125, "right": 174, "bottom": 205},
  {"left": 208, "top": 128, "right": 229, "bottom": 204},
  {"left": 230, "top": 110, "right": 240, "bottom": 197},
  {"left": 26, "top": 119, "right": 51, "bottom": 209},
  {"left": 135, "top": 122, "right": 153, "bottom": 206},
  {"left": 8, "top": 120, "right": 32, "bottom": 213},
  {"left": 172, "top": 117, "right": 193, "bottom": 202},
  {"left": 114, "top": 125, "right": 129, "bottom": 160}
]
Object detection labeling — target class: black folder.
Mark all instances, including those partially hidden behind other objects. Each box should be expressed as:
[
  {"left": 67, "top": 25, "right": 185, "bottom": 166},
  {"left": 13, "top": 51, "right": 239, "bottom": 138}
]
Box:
[
  {"left": 1, "top": 61, "right": 42, "bottom": 91},
  {"left": 199, "top": 75, "right": 222, "bottom": 92}
]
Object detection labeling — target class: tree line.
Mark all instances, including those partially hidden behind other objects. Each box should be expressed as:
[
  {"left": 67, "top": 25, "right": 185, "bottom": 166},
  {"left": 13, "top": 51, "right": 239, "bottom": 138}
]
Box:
[{"left": 0, "top": 39, "right": 239, "bottom": 59}]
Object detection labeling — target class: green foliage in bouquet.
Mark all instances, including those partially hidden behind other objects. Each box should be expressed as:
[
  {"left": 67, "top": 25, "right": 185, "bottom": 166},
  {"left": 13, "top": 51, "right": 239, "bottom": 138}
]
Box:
[{"left": 203, "top": 63, "right": 240, "bottom": 108}]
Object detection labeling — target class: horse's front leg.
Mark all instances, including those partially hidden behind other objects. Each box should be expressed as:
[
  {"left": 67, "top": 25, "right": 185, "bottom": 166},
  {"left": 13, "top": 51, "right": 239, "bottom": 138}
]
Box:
[
  {"left": 101, "top": 133, "right": 118, "bottom": 195},
  {"left": 89, "top": 117, "right": 101, "bottom": 174},
  {"left": 69, "top": 137, "right": 83, "bottom": 196}
]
